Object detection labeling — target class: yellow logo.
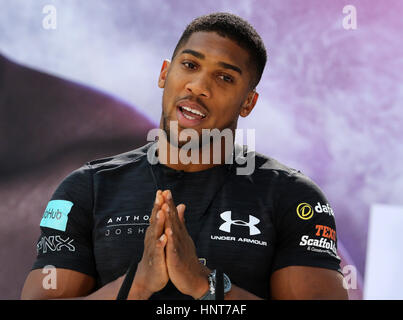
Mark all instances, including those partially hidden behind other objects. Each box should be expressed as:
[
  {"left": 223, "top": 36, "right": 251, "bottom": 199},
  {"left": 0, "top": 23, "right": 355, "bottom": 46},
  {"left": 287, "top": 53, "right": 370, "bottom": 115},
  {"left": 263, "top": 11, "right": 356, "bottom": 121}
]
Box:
[{"left": 296, "top": 203, "right": 314, "bottom": 220}]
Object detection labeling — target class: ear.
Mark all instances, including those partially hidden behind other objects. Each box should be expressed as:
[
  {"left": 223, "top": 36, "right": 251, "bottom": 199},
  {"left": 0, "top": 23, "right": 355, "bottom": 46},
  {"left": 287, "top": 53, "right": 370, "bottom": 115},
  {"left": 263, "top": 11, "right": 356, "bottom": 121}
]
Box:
[
  {"left": 240, "top": 90, "right": 259, "bottom": 118},
  {"left": 158, "top": 59, "right": 171, "bottom": 88}
]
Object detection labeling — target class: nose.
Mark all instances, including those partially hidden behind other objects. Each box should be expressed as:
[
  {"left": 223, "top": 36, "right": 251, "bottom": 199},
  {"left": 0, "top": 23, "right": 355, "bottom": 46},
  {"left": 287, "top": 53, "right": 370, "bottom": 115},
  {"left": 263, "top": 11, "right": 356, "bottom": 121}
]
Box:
[{"left": 185, "top": 74, "right": 211, "bottom": 98}]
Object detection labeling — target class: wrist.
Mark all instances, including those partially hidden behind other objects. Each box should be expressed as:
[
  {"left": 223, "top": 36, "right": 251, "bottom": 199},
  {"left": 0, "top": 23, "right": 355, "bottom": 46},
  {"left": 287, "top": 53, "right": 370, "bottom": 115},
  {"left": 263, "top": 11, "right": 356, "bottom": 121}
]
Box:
[
  {"left": 196, "top": 269, "right": 232, "bottom": 300},
  {"left": 130, "top": 277, "right": 154, "bottom": 300},
  {"left": 129, "top": 282, "right": 154, "bottom": 300},
  {"left": 130, "top": 271, "right": 155, "bottom": 300},
  {"left": 191, "top": 267, "right": 211, "bottom": 299}
]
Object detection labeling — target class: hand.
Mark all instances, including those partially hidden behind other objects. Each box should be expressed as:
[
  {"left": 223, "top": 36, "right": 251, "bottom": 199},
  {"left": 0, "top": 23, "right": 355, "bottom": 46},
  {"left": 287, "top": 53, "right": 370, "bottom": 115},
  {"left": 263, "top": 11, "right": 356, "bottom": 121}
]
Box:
[
  {"left": 132, "top": 190, "right": 169, "bottom": 298},
  {"left": 161, "top": 190, "right": 211, "bottom": 299}
]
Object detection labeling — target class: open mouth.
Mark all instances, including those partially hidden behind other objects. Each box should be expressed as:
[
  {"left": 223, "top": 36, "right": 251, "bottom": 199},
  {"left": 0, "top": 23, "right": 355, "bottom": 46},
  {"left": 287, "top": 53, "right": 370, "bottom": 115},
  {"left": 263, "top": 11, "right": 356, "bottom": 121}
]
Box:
[
  {"left": 178, "top": 105, "right": 207, "bottom": 120},
  {"left": 176, "top": 102, "right": 208, "bottom": 127}
]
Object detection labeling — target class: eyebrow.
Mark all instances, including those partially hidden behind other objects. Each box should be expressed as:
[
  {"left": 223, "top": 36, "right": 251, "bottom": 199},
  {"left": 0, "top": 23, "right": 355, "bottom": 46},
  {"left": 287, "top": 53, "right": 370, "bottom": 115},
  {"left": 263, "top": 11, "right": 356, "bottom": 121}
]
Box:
[{"left": 180, "top": 49, "right": 243, "bottom": 75}]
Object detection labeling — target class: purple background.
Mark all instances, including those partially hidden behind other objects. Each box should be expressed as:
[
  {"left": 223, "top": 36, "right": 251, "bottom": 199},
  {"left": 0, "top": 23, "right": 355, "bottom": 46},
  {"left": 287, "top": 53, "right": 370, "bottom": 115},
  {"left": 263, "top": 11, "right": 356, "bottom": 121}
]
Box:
[{"left": 1, "top": 0, "right": 402, "bottom": 299}]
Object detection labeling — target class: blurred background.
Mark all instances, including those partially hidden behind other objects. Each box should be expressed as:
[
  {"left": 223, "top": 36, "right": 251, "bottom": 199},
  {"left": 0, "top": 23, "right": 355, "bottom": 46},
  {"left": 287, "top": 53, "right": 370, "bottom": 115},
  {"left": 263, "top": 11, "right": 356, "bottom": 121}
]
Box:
[{"left": 1, "top": 0, "right": 402, "bottom": 300}]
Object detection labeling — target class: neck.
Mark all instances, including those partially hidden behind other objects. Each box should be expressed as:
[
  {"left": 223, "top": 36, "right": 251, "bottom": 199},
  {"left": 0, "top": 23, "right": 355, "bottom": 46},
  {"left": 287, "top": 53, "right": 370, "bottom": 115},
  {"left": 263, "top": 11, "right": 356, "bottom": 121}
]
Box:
[{"left": 156, "top": 135, "right": 234, "bottom": 172}]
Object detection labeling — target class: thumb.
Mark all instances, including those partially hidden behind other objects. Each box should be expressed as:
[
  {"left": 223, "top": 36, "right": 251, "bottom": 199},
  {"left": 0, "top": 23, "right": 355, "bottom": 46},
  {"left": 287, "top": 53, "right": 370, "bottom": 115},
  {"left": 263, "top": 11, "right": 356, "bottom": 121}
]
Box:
[{"left": 176, "top": 204, "right": 186, "bottom": 223}]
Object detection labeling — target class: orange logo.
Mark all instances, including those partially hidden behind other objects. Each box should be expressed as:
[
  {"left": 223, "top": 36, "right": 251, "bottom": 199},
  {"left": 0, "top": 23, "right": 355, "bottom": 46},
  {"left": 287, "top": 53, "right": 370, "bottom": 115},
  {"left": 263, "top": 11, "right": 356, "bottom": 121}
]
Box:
[
  {"left": 315, "top": 225, "right": 336, "bottom": 241},
  {"left": 296, "top": 203, "right": 314, "bottom": 220}
]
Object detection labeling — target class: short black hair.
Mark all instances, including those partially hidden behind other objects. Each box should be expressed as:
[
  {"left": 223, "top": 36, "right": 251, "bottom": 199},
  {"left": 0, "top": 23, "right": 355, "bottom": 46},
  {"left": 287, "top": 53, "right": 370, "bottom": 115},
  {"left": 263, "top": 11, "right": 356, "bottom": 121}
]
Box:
[{"left": 171, "top": 12, "right": 267, "bottom": 89}]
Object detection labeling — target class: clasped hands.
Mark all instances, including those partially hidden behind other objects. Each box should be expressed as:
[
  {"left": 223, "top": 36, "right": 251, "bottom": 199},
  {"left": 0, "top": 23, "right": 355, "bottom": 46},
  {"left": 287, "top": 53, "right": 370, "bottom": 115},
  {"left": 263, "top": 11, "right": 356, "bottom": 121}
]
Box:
[{"left": 132, "top": 190, "right": 210, "bottom": 299}]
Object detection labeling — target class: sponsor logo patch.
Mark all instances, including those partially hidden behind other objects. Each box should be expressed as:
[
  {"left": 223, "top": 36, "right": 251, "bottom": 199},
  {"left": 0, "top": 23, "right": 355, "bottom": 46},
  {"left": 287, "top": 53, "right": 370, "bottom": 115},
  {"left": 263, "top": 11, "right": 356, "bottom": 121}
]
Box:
[
  {"left": 299, "top": 235, "right": 339, "bottom": 258},
  {"left": 40, "top": 200, "right": 73, "bottom": 231},
  {"left": 315, "top": 224, "right": 336, "bottom": 241},
  {"left": 37, "top": 235, "right": 75, "bottom": 253},
  {"left": 296, "top": 203, "right": 314, "bottom": 220},
  {"left": 296, "top": 202, "right": 335, "bottom": 220}
]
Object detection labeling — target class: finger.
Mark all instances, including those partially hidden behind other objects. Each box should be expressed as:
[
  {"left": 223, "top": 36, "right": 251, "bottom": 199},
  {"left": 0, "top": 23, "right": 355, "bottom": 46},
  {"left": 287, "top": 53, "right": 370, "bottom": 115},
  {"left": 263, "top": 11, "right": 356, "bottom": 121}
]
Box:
[
  {"left": 161, "top": 202, "right": 174, "bottom": 232},
  {"left": 162, "top": 190, "right": 177, "bottom": 217},
  {"left": 162, "top": 190, "right": 182, "bottom": 228},
  {"left": 161, "top": 203, "right": 170, "bottom": 215},
  {"left": 153, "top": 209, "right": 166, "bottom": 239},
  {"left": 165, "top": 227, "right": 176, "bottom": 254},
  {"left": 147, "top": 233, "right": 167, "bottom": 269},
  {"left": 162, "top": 201, "right": 181, "bottom": 238},
  {"left": 150, "top": 190, "right": 164, "bottom": 224},
  {"left": 176, "top": 204, "right": 186, "bottom": 224},
  {"left": 156, "top": 233, "right": 168, "bottom": 249}
]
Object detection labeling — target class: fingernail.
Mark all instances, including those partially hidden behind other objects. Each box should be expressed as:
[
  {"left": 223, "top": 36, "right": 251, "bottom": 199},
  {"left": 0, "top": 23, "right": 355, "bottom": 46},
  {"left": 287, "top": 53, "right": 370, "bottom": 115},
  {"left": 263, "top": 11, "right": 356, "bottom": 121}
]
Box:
[
  {"left": 166, "top": 190, "right": 172, "bottom": 200},
  {"left": 159, "top": 234, "right": 166, "bottom": 242},
  {"left": 156, "top": 211, "right": 160, "bottom": 219}
]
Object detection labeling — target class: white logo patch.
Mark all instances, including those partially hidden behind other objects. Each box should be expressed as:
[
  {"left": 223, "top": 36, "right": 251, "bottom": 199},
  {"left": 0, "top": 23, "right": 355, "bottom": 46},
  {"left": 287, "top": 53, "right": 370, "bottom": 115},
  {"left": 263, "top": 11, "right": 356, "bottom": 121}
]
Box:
[{"left": 219, "top": 211, "right": 261, "bottom": 236}]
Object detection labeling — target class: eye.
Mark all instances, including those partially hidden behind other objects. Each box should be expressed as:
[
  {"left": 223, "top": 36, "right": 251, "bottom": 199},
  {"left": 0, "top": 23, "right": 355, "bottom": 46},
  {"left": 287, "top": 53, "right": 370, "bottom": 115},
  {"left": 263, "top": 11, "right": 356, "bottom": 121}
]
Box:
[
  {"left": 182, "top": 61, "right": 197, "bottom": 70},
  {"left": 218, "top": 74, "right": 234, "bottom": 83}
]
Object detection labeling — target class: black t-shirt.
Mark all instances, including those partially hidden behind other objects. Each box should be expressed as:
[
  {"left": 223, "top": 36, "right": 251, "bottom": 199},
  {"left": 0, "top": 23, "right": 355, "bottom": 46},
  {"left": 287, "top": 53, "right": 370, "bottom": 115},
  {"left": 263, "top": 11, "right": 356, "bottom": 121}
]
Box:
[{"left": 32, "top": 142, "right": 342, "bottom": 299}]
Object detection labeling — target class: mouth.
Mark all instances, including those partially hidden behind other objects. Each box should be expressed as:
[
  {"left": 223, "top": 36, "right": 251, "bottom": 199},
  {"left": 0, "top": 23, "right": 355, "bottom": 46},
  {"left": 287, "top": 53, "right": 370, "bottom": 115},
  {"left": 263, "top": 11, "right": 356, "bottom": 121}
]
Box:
[{"left": 176, "top": 101, "right": 208, "bottom": 127}]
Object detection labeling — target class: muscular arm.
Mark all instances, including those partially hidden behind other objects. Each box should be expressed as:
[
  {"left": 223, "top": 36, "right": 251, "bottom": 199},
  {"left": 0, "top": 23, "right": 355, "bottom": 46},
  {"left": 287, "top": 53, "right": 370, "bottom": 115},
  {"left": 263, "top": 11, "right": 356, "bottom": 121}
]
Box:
[
  {"left": 223, "top": 284, "right": 263, "bottom": 300},
  {"left": 21, "top": 268, "right": 96, "bottom": 300},
  {"left": 21, "top": 268, "right": 153, "bottom": 300},
  {"left": 190, "top": 266, "right": 347, "bottom": 300},
  {"left": 270, "top": 265, "right": 348, "bottom": 299}
]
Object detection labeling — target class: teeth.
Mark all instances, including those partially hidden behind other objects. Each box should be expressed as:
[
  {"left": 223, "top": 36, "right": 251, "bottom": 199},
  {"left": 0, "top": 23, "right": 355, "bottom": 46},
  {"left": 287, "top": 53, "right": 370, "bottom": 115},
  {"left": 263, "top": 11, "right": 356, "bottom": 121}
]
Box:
[
  {"left": 181, "top": 106, "right": 206, "bottom": 117},
  {"left": 183, "top": 113, "right": 196, "bottom": 120}
]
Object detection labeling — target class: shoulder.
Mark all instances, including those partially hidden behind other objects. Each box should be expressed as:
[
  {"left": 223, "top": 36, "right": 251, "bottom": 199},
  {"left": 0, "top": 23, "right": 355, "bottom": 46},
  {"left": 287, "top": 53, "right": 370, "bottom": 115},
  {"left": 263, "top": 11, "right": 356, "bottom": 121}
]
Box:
[
  {"left": 233, "top": 143, "right": 300, "bottom": 178},
  {"left": 84, "top": 142, "right": 153, "bottom": 172},
  {"left": 248, "top": 151, "right": 334, "bottom": 224},
  {"left": 55, "top": 143, "right": 153, "bottom": 191},
  {"left": 234, "top": 146, "right": 327, "bottom": 206},
  {"left": 254, "top": 151, "right": 299, "bottom": 177},
  {"left": 250, "top": 149, "right": 320, "bottom": 191}
]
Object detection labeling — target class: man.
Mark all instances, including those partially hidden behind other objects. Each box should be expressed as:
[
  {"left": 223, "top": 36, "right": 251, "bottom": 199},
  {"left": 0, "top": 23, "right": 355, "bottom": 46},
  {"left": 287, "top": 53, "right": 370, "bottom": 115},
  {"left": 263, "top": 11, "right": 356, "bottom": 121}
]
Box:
[{"left": 21, "top": 13, "right": 348, "bottom": 300}]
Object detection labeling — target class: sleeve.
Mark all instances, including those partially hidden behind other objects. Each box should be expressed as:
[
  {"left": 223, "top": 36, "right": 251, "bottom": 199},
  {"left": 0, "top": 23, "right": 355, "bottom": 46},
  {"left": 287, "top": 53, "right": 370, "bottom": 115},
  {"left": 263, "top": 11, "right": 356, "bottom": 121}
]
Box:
[
  {"left": 271, "top": 171, "right": 342, "bottom": 275},
  {"left": 31, "top": 164, "right": 97, "bottom": 278}
]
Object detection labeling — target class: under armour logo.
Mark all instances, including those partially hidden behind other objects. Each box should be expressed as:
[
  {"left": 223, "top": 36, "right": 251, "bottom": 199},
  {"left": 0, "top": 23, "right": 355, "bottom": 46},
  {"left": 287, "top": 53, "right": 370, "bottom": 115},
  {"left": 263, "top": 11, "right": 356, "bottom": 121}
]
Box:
[{"left": 219, "top": 211, "right": 261, "bottom": 236}]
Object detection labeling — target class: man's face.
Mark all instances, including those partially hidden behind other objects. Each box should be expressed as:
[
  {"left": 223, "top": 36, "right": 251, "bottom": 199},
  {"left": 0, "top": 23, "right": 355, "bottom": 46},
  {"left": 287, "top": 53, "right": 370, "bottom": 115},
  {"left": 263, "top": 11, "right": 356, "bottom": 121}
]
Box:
[{"left": 158, "top": 31, "right": 257, "bottom": 146}]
